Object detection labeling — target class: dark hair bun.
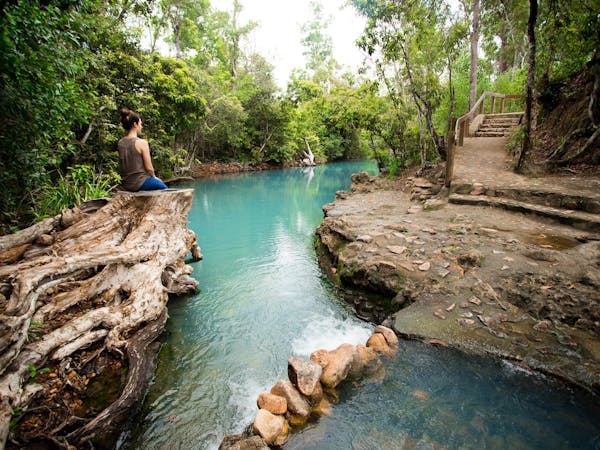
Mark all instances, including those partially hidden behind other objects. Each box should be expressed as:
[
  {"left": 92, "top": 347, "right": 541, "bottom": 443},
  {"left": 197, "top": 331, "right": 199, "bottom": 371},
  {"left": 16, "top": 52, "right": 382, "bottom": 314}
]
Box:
[{"left": 119, "top": 106, "right": 140, "bottom": 130}]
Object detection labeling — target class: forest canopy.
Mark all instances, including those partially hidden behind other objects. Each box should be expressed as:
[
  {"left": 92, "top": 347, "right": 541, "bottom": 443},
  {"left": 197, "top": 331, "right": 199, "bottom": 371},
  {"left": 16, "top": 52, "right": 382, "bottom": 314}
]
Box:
[{"left": 0, "top": 0, "right": 597, "bottom": 231}]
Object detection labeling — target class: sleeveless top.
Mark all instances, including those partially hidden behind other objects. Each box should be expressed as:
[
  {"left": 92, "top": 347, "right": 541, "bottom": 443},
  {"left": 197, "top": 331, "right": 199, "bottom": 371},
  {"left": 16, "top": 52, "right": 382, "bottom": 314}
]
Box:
[{"left": 117, "top": 137, "right": 150, "bottom": 191}]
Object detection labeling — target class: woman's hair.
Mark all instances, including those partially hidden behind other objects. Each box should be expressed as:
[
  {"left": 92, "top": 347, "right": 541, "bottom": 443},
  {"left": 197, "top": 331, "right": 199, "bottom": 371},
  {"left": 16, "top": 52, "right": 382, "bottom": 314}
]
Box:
[{"left": 119, "top": 106, "right": 141, "bottom": 130}]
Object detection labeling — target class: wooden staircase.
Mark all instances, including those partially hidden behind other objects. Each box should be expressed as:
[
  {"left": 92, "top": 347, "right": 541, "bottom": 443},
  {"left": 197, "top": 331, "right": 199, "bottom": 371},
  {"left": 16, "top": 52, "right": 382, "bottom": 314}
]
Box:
[{"left": 474, "top": 112, "right": 522, "bottom": 137}]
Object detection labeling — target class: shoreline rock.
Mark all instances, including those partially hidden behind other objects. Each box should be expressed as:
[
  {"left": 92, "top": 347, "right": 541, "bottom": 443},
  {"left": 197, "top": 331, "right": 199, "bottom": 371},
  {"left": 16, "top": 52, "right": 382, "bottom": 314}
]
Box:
[
  {"left": 315, "top": 172, "right": 600, "bottom": 394},
  {"left": 219, "top": 326, "right": 398, "bottom": 449}
]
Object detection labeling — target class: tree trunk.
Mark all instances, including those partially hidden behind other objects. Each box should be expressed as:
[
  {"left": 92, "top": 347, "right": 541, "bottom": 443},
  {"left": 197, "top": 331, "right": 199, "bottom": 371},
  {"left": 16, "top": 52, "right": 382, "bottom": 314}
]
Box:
[
  {"left": 469, "top": 0, "right": 481, "bottom": 109},
  {"left": 516, "top": 0, "right": 537, "bottom": 172},
  {"left": 0, "top": 189, "right": 201, "bottom": 448},
  {"left": 301, "top": 137, "right": 316, "bottom": 166}
]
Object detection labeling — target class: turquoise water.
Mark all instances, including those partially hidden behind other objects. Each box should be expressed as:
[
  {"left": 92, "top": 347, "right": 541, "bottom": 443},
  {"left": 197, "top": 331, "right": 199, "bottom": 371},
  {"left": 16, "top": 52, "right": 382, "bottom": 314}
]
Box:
[
  {"left": 287, "top": 341, "right": 600, "bottom": 450},
  {"left": 123, "top": 162, "right": 379, "bottom": 449},
  {"left": 124, "top": 161, "right": 600, "bottom": 450}
]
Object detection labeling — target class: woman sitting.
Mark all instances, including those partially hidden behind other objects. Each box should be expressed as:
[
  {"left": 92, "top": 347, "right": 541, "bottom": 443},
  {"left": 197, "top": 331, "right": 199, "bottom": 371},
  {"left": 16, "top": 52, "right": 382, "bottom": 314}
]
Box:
[{"left": 117, "top": 107, "right": 168, "bottom": 191}]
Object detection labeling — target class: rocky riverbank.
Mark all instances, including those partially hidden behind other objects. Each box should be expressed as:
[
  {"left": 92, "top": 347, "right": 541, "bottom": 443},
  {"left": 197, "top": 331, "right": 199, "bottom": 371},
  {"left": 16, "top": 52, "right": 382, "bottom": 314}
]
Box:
[{"left": 316, "top": 171, "right": 600, "bottom": 394}]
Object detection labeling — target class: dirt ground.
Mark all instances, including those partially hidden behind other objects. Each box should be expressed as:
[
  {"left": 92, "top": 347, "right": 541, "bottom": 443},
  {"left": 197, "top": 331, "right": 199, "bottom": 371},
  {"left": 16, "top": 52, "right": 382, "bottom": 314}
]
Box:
[{"left": 316, "top": 172, "right": 600, "bottom": 394}]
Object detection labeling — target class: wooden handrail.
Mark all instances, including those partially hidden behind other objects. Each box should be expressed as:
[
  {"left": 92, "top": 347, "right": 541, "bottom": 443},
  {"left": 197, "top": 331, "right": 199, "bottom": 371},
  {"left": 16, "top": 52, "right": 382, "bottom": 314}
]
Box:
[{"left": 455, "top": 91, "right": 522, "bottom": 146}]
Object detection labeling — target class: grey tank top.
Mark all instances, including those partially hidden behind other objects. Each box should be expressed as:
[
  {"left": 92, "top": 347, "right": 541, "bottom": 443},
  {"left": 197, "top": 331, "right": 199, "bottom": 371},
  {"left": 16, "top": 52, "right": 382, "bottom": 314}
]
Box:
[{"left": 117, "top": 137, "right": 150, "bottom": 191}]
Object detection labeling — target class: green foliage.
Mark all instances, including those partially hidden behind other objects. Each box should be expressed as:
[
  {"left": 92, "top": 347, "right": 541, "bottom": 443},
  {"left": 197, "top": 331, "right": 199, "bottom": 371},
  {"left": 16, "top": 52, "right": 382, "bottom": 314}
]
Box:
[
  {"left": 27, "top": 364, "right": 50, "bottom": 383},
  {"left": 33, "top": 165, "right": 119, "bottom": 220},
  {"left": 0, "top": 0, "right": 594, "bottom": 230}
]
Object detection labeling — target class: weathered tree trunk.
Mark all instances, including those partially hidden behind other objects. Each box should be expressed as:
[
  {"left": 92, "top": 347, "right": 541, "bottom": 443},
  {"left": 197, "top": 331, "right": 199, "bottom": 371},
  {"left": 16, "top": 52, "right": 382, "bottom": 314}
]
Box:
[
  {"left": 301, "top": 137, "right": 316, "bottom": 166},
  {"left": 516, "top": 0, "right": 537, "bottom": 172},
  {"left": 0, "top": 189, "right": 201, "bottom": 448},
  {"left": 469, "top": 0, "right": 480, "bottom": 109}
]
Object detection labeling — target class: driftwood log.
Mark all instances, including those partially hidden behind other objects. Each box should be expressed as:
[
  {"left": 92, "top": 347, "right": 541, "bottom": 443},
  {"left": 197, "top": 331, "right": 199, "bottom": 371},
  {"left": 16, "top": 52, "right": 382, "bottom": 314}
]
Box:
[{"left": 0, "top": 189, "right": 201, "bottom": 448}]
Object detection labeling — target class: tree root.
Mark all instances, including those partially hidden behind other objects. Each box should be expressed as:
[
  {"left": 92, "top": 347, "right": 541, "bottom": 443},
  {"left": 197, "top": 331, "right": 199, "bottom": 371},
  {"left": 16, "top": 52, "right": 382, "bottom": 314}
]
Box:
[{"left": 0, "top": 189, "right": 200, "bottom": 448}]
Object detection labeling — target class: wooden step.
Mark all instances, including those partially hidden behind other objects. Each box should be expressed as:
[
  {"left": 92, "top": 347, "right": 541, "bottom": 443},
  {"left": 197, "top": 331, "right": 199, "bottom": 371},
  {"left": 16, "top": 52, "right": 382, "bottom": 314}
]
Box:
[{"left": 448, "top": 193, "right": 600, "bottom": 232}]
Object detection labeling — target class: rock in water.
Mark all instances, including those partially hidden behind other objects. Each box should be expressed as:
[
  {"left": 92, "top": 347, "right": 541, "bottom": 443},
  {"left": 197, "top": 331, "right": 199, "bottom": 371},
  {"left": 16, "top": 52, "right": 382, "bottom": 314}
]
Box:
[
  {"left": 252, "top": 409, "right": 289, "bottom": 446},
  {"left": 287, "top": 357, "right": 323, "bottom": 396},
  {"left": 256, "top": 393, "right": 287, "bottom": 415},
  {"left": 270, "top": 381, "right": 311, "bottom": 417},
  {"left": 320, "top": 343, "right": 358, "bottom": 388}
]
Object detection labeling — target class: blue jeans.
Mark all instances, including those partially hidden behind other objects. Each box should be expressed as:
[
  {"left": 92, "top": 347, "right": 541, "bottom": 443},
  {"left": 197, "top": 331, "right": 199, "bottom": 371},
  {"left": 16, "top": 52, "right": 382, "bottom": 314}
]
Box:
[{"left": 139, "top": 177, "right": 168, "bottom": 191}]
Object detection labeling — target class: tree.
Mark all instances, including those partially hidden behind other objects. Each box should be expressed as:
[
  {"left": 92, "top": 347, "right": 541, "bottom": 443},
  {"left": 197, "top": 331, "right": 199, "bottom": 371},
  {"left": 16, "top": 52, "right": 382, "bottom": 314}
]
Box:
[
  {"left": 468, "top": 0, "right": 481, "bottom": 108},
  {"left": 300, "top": 0, "right": 337, "bottom": 87},
  {"left": 515, "top": 0, "right": 537, "bottom": 172},
  {"left": 353, "top": 0, "right": 461, "bottom": 161}
]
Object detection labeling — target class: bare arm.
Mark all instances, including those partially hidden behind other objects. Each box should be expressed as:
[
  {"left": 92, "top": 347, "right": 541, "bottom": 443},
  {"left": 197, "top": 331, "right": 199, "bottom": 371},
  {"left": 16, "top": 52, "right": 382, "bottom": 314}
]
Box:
[{"left": 135, "top": 139, "right": 157, "bottom": 178}]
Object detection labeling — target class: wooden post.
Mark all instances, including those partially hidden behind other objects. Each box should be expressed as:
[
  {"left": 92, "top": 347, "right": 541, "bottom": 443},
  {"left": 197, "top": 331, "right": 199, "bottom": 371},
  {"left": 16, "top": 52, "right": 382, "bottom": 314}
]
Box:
[
  {"left": 479, "top": 98, "right": 485, "bottom": 114},
  {"left": 445, "top": 118, "right": 457, "bottom": 187},
  {"left": 459, "top": 118, "right": 467, "bottom": 146},
  {"left": 500, "top": 98, "right": 505, "bottom": 113},
  {"left": 490, "top": 97, "right": 496, "bottom": 114}
]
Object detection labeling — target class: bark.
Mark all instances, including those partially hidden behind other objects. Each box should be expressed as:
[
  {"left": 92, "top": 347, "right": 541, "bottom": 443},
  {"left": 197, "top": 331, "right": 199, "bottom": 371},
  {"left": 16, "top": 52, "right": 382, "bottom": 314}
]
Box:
[
  {"left": 469, "top": 0, "right": 481, "bottom": 109},
  {"left": 301, "top": 137, "right": 316, "bottom": 166},
  {"left": 399, "top": 41, "right": 447, "bottom": 160},
  {"left": 0, "top": 189, "right": 201, "bottom": 448},
  {"left": 516, "top": 0, "right": 537, "bottom": 172}
]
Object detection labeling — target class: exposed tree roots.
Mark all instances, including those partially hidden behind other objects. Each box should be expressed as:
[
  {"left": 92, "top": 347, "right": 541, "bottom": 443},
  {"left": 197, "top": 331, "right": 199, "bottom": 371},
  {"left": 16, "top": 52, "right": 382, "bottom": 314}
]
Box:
[{"left": 0, "top": 189, "right": 201, "bottom": 448}]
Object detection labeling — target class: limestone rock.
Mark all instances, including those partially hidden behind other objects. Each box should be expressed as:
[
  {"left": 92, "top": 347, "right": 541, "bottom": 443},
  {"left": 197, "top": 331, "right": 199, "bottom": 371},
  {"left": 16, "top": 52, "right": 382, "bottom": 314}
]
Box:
[
  {"left": 309, "top": 349, "right": 329, "bottom": 368},
  {"left": 219, "top": 434, "right": 269, "bottom": 450},
  {"left": 347, "top": 346, "right": 365, "bottom": 380},
  {"left": 304, "top": 379, "right": 324, "bottom": 406},
  {"left": 320, "top": 343, "right": 357, "bottom": 388},
  {"left": 286, "top": 413, "right": 309, "bottom": 428},
  {"left": 311, "top": 397, "right": 333, "bottom": 416},
  {"left": 374, "top": 325, "right": 399, "bottom": 346},
  {"left": 257, "top": 393, "right": 287, "bottom": 415},
  {"left": 252, "top": 409, "right": 289, "bottom": 446},
  {"left": 270, "top": 380, "right": 311, "bottom": 417},
  {"left": 366, "top": 332, "right": 395, "bottom": 356},
  {"left": 288, "top": 357, "right": 323, "bottom": 396}
]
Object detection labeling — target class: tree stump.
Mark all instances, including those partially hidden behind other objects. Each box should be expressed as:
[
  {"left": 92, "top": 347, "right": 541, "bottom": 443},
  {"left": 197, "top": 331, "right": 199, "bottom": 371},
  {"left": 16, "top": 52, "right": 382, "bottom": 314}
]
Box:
[{"left": 0, "top": 189, "right": 201, "bottom": 448}]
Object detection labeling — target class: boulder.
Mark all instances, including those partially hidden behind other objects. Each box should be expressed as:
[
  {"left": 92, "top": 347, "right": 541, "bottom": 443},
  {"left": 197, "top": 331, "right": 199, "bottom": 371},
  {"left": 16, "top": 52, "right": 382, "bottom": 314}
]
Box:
[
  {"left": 347, "top": 346, "right": 365, "bottom": 380},
  {"left": 366, "top": 332, "right": 396, "bottom": 356},
  {"left": 288, "top": 356, "right": 323, "bottom": 396},
  {"left": 374, "top": 325, "right": 399, "bottom": 346},
  {"left": 320, "top": 343, "right": 357, "bottom": 388},
  {"left": 305, "top": 379, "right": 324, "bottom": 406},
  {"left": 270, "top": 380, "right": 311, "bottom": 417},
  {"left": 252, "top": 409, "right": 289, "bottom": 447},
  {"left": 309, "top": 349, "right": 329, "bottom": 368},
  {"left": 286, "top": 413, "right": 309, "bottom": 428},
  {"left": 356, "top": 343, "right": 383, "bottom": 376},
  {"left": 256, "top": 393, "right": 287, "bottom": 415},
  {"left": 219, "top": 434, "right": 269, "bottom": 450},
  {"left": 311, "top": 397, "right": 333, "bottom": 416}
]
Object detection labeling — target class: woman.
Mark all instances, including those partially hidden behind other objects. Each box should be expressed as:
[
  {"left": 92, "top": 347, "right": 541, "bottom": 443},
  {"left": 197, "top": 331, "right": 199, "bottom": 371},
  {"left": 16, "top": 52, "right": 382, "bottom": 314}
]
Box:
[{"left": 117, "top": 107, "right": 168, "bottom": 191}]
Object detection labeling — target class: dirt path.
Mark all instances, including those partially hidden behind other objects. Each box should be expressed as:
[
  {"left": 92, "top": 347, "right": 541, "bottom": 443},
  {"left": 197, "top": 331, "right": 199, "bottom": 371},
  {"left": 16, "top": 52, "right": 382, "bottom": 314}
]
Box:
[{"left": 316, "top": 137, "right": 600, "bottom": 394}]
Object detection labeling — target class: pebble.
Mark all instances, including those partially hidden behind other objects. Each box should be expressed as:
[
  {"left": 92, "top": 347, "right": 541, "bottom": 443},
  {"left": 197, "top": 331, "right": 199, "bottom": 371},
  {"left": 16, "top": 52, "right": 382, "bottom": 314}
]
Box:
[
  {"left": 437, "top": 269, "right": 450, "bottom": 278},
  {"left": 458, "top": 318, "right": 476, "bottom": 326},
  {"left": 418, "top": 262, "right": 431, "bottom": 271},
  {"left": 387, "top": 245, "right": 407, "bottom": 254},
  {"left": 469, "top": 296, "right": 482, "bottom": 306},
  {"left": 433, "top": 309, "right": 446, "bottom": 320},
  {"left": 445, "top": 303, "right": 456, "bottom": 312}
]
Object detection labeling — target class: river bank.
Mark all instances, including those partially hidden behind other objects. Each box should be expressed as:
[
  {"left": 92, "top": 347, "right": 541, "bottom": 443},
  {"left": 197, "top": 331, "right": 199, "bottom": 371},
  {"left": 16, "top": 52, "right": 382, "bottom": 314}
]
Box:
[{"left": 316, "top": 170, "right": 600, "bottom": 394}]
